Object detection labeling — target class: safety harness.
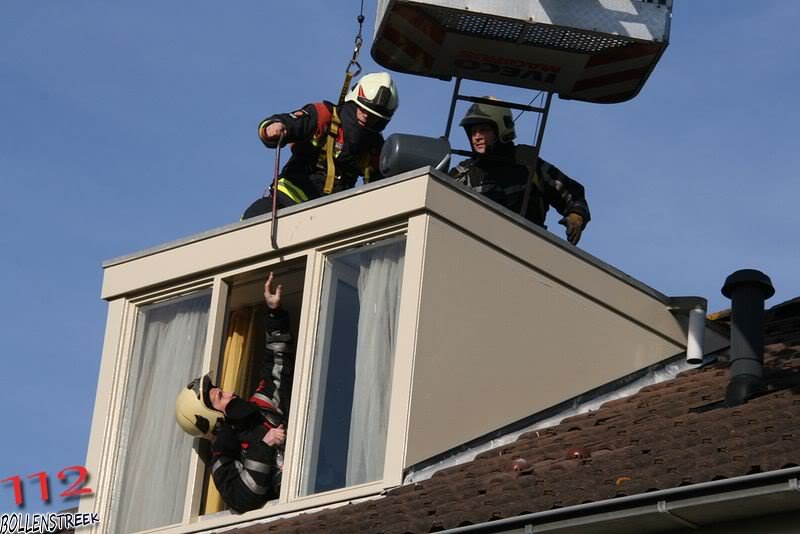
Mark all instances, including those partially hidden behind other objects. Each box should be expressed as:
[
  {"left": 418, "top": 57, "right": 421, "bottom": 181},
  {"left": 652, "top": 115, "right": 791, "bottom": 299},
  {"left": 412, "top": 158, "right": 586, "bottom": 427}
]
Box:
[
  {"left": 260, "top": 0, "right": 368, "bottom": 250},
  {"left": 264, "top": 104, "right": 339, "bottom": 204},
  {"left": 313, "top": 103, "right": 344, "bottom": 195},
  {"left": 273, "top": 102, "right": 373, "bottom": 204}
]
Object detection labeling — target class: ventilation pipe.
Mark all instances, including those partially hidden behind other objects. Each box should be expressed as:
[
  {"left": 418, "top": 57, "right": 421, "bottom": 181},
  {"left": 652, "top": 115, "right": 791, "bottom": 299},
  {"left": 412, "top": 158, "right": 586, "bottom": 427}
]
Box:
[
  {"left": 686, "top": 305, "right": 707, "bottom": 365},
  {"left": 721, "top": 269, "right": 775, "bottom": 407},
  {"left": 667, "top": 296, "right": 707, "bottom": 365}
]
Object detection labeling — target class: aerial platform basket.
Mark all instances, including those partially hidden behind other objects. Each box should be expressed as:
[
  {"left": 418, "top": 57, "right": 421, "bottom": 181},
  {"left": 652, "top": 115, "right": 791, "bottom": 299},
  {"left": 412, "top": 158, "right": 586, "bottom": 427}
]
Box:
[{"left": 372, "top": 0, "right": 672, "bottom": 104}]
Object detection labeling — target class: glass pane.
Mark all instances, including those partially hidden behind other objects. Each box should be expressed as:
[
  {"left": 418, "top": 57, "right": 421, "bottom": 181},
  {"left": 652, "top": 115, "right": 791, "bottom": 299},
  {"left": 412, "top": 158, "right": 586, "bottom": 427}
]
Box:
[
  {"left": 112, "top": 289, "right": 212, "bottom": 533},
  {"left": 301, "top": 237, "right": 406, "bottom": 495}
]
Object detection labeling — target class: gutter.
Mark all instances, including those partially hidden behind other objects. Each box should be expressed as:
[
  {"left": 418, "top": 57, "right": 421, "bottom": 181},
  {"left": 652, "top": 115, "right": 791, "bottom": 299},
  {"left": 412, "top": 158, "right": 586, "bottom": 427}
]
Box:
[{"left": 443, "top": 466, "right": 800, "bottom": 533}]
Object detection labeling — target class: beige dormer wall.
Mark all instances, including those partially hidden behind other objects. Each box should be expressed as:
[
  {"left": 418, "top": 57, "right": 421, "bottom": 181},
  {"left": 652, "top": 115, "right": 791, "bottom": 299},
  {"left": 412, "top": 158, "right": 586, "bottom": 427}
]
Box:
[
  {"left": 81, "top": 169, "right": 727, "bottom": 534},
  {"left": 404, "top": 177, "right": 728, "bottom": 465}
]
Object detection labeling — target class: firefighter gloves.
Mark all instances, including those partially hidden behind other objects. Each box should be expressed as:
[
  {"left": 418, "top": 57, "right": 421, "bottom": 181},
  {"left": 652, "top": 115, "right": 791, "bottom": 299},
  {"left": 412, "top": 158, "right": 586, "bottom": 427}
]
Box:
[{"left": 560, "top": 213, "right": 585, "bottom": 245}]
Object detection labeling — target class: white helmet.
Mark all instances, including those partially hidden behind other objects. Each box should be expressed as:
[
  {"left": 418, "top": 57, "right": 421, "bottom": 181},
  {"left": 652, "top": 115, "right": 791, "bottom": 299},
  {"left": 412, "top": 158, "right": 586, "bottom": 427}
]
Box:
[
  {"left": 345, "top": 72, "right": 399, "bottom": 120},
  {"left": 175, "top": 375, "right": 225, "bottom": 440},
  {"left": 459, "top": 97, "right": 516, "bottom": 144}
]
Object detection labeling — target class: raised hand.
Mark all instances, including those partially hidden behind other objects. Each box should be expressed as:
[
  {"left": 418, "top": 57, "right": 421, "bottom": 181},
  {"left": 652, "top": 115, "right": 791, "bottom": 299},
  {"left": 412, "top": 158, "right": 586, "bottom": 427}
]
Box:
[{"left": 264, "top": 272, "right": 283, "bottom": 310}]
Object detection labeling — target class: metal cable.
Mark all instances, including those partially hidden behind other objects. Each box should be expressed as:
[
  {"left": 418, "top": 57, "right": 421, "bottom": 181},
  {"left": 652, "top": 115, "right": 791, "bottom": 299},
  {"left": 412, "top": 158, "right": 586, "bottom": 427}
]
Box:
[{"left": 513, "top": 91, "right": 544, "bottom": 123}]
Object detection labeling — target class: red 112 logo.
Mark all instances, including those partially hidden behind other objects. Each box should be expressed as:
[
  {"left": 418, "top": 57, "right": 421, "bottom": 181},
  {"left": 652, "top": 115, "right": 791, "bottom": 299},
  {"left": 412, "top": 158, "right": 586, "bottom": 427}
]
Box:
[{"left": 1, "top": 466, "right": 93, "bottom": 507}]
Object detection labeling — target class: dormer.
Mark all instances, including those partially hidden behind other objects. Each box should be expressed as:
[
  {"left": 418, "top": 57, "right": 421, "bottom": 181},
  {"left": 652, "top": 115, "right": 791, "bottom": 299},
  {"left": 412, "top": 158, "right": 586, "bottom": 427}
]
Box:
[{"left": 79, "top": 168, "right": 726, "bottom": 533}]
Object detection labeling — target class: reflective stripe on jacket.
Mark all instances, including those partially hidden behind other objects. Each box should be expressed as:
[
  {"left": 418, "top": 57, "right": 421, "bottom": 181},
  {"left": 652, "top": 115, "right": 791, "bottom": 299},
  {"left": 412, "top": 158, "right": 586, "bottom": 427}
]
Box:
[{"left": 210, "top": 308, "right": 294, "bottom": 513}]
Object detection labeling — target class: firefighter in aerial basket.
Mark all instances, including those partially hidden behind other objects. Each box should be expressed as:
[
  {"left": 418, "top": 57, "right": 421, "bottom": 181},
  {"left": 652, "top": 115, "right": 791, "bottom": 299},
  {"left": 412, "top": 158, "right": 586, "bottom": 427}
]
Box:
[
  {"left": 175, "top": 272, "right": 293, "bottom": 513},
  {"left": 450, "top": 99, "right": 591, "bottom": 245},
  {"left": 242, "top": 72, "right": 400, "bottom": 219}
]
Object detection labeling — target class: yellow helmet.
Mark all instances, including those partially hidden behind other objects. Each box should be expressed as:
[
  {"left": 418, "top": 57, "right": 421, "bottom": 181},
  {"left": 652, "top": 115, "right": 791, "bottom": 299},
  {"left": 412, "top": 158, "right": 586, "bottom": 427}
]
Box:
[
  {"left": 459, "top": 97, "right": 516, "bottom": 144},
  {"left": 175, "top": 375, "right": 225, "bottom": 440},
  {"left": 345, "top": 72, "right": 399, "bottom": 120}
]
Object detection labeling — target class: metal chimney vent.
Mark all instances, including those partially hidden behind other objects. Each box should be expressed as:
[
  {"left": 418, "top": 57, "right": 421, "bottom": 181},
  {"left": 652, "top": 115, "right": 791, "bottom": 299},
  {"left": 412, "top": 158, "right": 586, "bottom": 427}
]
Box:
[{"left": 721, "top": 269, "right": 775, "bottom": 406}]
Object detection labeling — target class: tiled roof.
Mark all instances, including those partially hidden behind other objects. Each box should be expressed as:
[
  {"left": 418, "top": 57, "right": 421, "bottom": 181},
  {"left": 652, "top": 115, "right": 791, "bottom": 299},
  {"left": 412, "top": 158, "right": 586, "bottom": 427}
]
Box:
[{"left": 236, "top": 298, "right": 800, "bottom": 534}]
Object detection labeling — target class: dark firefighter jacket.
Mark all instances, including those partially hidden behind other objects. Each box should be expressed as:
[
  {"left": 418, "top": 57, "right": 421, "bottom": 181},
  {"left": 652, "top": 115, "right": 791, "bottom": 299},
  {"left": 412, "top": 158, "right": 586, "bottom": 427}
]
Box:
[
  {"left": 258, "top": 100, "right": 384, "bottom": 204},
  {"left": 210, "top": 307, "right": 294, "bottom": 514},
  {"left": 449, "top": 142, "right": 590, "bottom": 228}
]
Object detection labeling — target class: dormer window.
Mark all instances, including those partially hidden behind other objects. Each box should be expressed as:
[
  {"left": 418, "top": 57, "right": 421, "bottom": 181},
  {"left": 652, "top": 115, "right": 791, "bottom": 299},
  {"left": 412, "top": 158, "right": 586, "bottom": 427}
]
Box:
[{"left": 82, "top": 172, "right": 725, "bottom": 533}]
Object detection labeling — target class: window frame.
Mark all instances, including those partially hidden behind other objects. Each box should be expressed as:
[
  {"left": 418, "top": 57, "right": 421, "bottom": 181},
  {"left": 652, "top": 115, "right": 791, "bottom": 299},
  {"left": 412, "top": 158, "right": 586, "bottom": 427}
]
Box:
[
  {"left": 297, "top": 233, "right": 408, "bottom": 498},
  {"left": 93, "top": 278, "right": 217, "bottom": 532},
  {"left": 191, "top": 256, "right": 311, "bottom": 517}
]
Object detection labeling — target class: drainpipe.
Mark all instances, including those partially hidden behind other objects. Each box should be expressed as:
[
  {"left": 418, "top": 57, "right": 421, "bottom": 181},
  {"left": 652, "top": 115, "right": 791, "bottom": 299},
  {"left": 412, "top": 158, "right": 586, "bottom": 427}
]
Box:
[{"left": 721, "top": 269, "right": 775, "bottom": 406}]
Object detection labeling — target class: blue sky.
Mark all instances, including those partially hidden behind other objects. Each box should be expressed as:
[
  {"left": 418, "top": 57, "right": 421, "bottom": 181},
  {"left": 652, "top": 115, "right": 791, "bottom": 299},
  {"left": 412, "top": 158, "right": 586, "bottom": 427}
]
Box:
[{"left": 1, "top": 1, "right": 798, "bottom": 515}]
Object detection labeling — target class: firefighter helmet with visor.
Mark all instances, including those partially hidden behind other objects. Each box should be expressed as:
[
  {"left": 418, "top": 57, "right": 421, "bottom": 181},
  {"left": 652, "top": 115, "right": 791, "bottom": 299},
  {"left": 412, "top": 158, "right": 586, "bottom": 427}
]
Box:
[
  {"left": 459, "top": 97, "right": 516, "bottom": 144},
  {"left": 175, "top": 374, "right": 225, "bottom": 440},
  {"left": 345, "top": 72, "right": 399, "bottom": 121}
]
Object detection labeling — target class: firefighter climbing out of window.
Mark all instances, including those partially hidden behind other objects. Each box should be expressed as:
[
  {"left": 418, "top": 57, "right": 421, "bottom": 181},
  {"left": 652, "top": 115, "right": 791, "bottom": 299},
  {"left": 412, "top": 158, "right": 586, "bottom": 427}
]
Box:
[
  {"left": 449, "top": 99, "right": 591, "bottom": 245},
  {"left": 242, "top": 72, "right": 400, "bottom": 219},
  {"left": 175, "top": 272, "right": 294, "bottom": 513}
]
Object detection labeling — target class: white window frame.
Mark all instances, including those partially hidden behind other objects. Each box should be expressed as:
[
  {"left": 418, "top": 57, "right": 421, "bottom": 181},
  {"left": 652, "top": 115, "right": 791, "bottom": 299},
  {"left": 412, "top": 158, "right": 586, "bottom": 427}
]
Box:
[
  {"left": 294, "top": 232, "right": 407, "bottom": 499},
  {"left": 92, "top": 278, "right": 217, "bottom": 532}
]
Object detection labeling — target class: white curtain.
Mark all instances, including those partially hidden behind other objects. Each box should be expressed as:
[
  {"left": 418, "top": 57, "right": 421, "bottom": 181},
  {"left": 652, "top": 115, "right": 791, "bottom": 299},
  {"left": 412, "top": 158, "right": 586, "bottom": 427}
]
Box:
[
  {"left": 113, "top": 290, "right": 211, "bottom": 534},
  {"left": 346, "top": 239, "right": 405, "bottom": 485}
]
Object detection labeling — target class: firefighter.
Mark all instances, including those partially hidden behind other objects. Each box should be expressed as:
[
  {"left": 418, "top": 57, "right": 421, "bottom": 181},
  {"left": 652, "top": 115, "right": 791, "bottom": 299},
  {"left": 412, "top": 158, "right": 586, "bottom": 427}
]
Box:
[
  {"left": 242, "top": 72, "right": 400, "bottom": 219},
  {"left": 175, "top": 272, "right": 293, "bottom": 513},
  {"left": 450, "top": 99, "right": 591, "bottom": 245}
]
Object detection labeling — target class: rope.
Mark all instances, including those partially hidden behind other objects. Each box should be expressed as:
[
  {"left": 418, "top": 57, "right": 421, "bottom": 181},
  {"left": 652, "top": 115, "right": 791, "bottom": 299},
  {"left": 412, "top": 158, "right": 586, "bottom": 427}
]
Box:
[
  {"left": 512, "top": 91, "right": 545, "bottom": 148},
  {"left": 513, "top": 91, "right": 544, "bottom": 124},
  {"left": 270, "top": 131, "right": 285, "bottom": 250}
]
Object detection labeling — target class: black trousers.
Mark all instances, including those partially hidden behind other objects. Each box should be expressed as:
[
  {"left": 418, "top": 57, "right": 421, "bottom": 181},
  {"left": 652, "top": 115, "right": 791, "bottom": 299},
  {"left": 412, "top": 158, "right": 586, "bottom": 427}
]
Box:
[{"left": 241, "top": 192, "right": 296, "bottom": 220}]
